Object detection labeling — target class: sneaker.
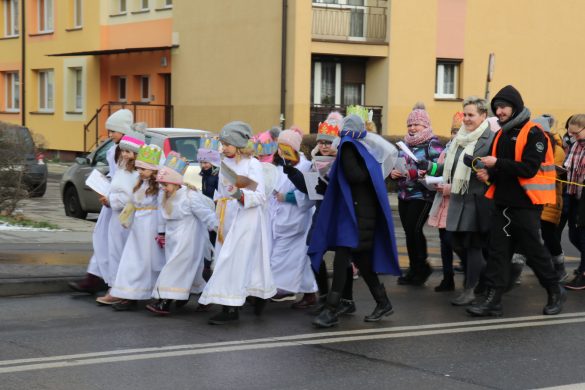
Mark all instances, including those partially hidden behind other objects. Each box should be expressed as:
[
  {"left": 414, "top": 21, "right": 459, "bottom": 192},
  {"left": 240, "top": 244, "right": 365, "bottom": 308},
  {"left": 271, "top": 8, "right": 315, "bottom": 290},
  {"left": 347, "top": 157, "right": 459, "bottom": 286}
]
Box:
[
  {"left": 145, "top": 299, "right": 173, "bottom": 315},
  {"left": 565, "top": 273, "right": 585, "bottom": 290},
  {"left": 270, "top": 292, "right": 296, "bottom": 302}
]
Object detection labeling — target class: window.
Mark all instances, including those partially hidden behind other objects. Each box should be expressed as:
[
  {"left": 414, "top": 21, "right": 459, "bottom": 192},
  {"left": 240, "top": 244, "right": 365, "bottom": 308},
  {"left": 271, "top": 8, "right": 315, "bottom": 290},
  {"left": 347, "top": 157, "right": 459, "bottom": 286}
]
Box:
[
  {"left": 4, "top": 0, "right": 18, "bottom": 37},
  {"left": 164, "top": 0, "right": 172, "bottom": 7},
  {"left": 38, "top": 69, "right": 54, "bottom": 112},
  {"left": 73, "top": 0, "right": 82, "bottom": 27},
  {"left": 119, "top": 0, "right": 126, "bottom": 13},
  {"left": 141, "top": 0, "right": 149, "bottom": 10},
  {"left": 118, "top": 76, "right": 127, "bottom": 102},
  {"left": 4, "top": 71, "right": 19, "bottom": 112},
  {"left": 312, "top": 58, "right": 365, "bottom": 106},
  {"left": 140, "top": 75, "right": 150, "bottom": 102},
  {"left": 435, "top": 60, "right": 460, "bottom": 99},
  {"left": 72, "top": 68, "right": 83, "bottom": 112},
  {"left": 38, "top": 0, "right": 53, "bottom": 32}
]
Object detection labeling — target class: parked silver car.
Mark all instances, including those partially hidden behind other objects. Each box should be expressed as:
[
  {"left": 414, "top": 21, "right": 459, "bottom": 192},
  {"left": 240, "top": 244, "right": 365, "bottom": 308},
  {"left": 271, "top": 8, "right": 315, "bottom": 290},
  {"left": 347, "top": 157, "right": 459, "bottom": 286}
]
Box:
[{"left": 60, "top": 128, "right": 212, "bottom": 219}]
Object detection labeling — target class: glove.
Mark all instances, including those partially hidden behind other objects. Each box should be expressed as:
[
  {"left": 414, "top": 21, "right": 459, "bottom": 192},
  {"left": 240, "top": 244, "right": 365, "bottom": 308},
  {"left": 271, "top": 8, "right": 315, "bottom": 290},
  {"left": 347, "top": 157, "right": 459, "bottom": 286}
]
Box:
[
  {"left": 155, "top": 234, "right": 166, "bottom": 249},
  {"left": 415, "top": 159, "right": 432, "bottom": 171},
  {"left": 315, "top": 178, "right": 328, "bottom": 195},
  {"left": 282, "top": 164, "right": 296, "bottom": 175}
]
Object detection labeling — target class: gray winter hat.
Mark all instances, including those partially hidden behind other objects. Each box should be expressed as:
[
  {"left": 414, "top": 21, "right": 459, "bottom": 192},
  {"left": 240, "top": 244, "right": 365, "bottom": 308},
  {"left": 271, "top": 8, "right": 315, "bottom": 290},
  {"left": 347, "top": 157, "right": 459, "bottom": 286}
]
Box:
[
  {"left": 268, "top": 126, "right": 282, "bottom": 140},
  {"left": 532, "top": 115, "right": 551, "bottom": 133},
  {"left": 219, "top": 121, "right": 253, "bottom": 148},
  {"left": 342, "top": 114, "right": 366, "bottom": 136}
]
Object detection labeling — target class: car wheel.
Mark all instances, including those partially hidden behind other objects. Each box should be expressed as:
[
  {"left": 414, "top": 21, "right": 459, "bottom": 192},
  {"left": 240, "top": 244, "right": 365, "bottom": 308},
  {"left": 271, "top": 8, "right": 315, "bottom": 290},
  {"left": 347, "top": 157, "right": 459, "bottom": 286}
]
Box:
[
  {"left": 29, "top": 181, "right": 47, "bottom": 198},
  {"left": 64, "top": 186, "right": 88, "bottom": 219}
]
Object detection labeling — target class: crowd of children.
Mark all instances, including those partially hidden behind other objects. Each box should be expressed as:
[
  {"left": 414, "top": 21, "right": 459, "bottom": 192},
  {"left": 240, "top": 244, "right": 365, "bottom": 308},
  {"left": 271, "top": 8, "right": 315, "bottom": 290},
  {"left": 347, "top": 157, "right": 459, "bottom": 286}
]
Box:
[{"left": 70, "top": 86, "right": 585, "bottom": 326}]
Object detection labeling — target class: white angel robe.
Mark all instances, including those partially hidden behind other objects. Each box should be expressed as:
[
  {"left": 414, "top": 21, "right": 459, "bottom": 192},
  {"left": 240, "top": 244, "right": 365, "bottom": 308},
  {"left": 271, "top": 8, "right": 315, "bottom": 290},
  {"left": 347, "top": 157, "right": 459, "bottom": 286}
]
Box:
[
  {"left": 199, "top": 157, "right": 277, "bottom": 306},
  {"left": 153, "top": 187, "right": 217, "bottom": 300},
  {"left": 106, "top": 167, "right": 139, "bottom": 286},
  {"left": 87, "top": 144, "right": 117, "bottom": 281},
  {"left": 110, "top": 182, "right": 165, "bottom": 300},
  {"left": 269, "top": 156, "right": 317, "bottom": 294}
]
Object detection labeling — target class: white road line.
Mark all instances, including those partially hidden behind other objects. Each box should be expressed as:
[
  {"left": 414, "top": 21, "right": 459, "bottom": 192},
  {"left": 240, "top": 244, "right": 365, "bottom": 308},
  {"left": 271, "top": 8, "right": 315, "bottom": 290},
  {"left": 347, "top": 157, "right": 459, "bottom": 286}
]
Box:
[
  {"left": 1, "top": 314, "right": 585, "bottom": 374},
  {"left": 2, "top": 311, "right": 585, "bottom": 367}
]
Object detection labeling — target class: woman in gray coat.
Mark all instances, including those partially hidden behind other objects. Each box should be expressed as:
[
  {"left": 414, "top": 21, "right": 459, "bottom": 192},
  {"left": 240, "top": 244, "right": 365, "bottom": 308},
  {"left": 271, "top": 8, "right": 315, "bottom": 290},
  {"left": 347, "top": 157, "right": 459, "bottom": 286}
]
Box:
[{"left": 422, "top": 96, "right": 495, "bottom": 305}]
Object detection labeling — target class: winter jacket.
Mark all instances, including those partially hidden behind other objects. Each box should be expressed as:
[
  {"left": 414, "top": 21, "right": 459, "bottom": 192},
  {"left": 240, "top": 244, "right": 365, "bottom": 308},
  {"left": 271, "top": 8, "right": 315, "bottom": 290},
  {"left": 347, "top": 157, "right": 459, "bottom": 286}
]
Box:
[
  {"left": 541, "top": 132, "right": 565, "bottom": 225},
  {"left": 200, "top": 167, "right": 219, "bottom": 199}
]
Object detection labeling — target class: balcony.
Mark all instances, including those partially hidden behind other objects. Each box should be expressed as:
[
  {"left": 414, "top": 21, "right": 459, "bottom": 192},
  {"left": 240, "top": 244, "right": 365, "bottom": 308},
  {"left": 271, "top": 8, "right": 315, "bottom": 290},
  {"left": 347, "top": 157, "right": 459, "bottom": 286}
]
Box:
[
  {"left": 310, "top": 104, "right": 383, "bottom": 134},
  {"left": 312, "top": 1, "right": 388, "bottom": 43}
]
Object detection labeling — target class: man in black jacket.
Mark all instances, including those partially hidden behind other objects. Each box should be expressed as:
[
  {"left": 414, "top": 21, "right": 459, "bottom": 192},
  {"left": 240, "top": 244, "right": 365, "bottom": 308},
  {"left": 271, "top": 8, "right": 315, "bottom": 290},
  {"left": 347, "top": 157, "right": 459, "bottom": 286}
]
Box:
[{"left": 467, "top": 85, "right": 566, "bottom": 317}]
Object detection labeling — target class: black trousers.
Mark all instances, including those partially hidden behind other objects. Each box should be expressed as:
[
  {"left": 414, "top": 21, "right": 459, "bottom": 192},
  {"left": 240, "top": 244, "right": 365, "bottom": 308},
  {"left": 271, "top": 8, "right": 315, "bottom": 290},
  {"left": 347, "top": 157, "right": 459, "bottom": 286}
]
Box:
[
  {"left": 485, "top": 206, "right": 559, "bottom": 290},
  {"left": 398, "top": 199, "right": 432, "bottom": 273},
  {"left": 330, "top": 247, "right": 380, "bottom": 300}
]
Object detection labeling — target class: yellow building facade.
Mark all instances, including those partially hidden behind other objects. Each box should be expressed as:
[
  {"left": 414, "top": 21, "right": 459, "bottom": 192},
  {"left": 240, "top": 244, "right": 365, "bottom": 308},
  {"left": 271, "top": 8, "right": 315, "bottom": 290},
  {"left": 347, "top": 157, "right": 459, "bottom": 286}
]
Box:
[{"left": 173, "top": 0, "right": 585, "bottom": 137}]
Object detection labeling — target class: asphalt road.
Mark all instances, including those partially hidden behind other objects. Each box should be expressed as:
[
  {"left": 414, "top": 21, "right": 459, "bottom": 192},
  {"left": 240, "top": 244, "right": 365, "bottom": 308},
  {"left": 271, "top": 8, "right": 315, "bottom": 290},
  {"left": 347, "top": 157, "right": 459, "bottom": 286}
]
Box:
[{"left": 2, "top": 274, "right": 585, "bottom": 390}]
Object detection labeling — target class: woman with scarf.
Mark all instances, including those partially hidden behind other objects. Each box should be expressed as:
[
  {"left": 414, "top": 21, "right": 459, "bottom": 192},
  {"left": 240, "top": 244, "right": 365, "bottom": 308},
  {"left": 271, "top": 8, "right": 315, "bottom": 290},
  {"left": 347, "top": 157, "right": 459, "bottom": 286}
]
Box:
[
  {"left": 421, "top": 97, "right": 495, "bottom": 305},
  {"left": 390, "top": 103, "right": 444, "bottom": 286},
  {"left": 563, "top": 114, "right": 585, "bottom": 290},
  {"left": 308, "top": 114, "right": 401, "bottom": 328}
]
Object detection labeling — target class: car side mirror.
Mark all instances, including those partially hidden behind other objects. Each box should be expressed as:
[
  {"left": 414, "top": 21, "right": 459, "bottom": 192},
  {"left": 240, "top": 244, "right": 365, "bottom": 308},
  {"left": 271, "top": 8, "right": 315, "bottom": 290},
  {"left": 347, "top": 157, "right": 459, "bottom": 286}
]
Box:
[{"left": 75, "top": 156, "right": 90, "bottom": 165}]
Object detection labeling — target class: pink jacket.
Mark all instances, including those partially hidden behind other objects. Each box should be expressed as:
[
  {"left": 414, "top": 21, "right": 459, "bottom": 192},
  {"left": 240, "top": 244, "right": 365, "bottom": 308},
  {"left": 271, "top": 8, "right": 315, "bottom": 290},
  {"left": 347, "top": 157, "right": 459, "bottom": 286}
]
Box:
[{"left": 427, "top": 151, "right": 450, "bottom": 229}]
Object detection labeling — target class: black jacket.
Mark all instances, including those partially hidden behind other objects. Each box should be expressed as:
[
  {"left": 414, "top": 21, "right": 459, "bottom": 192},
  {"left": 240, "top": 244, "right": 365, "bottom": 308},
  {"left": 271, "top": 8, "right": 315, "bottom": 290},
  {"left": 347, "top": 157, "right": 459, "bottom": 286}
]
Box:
[{"left": 200, "top": 167, "right": 219, "bottom": 199}]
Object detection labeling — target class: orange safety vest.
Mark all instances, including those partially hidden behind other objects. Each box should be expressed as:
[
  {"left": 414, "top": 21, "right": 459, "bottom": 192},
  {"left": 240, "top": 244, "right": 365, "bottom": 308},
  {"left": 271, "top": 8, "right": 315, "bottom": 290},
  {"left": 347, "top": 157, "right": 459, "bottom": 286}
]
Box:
[{"left": 485, "top": 121, "right": 556, "bottom": 205}]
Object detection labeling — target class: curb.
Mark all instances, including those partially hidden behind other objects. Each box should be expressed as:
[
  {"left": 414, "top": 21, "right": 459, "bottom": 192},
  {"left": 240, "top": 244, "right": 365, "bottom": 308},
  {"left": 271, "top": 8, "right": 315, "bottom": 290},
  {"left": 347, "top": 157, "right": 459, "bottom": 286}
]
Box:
[{"left": 0, "top": 275, "right": 85, "bottom": 297}]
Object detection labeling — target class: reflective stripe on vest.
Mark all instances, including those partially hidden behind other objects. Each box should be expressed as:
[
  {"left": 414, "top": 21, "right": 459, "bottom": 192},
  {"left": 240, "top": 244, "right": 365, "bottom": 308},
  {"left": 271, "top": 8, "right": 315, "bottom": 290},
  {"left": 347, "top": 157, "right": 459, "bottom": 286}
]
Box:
[{"left": 485, "top": 121, "right": 556, "bottom": 205}]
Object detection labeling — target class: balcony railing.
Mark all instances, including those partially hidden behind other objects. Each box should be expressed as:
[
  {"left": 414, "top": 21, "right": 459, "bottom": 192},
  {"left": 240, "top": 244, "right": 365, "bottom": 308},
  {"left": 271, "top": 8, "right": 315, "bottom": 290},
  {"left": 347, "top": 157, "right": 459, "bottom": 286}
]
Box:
[
  {"left": 312, "top": 1, "right": 388, "bottom": 43},
  {"left": 310, "top": 104, "right": 383, "bottom": 134}
]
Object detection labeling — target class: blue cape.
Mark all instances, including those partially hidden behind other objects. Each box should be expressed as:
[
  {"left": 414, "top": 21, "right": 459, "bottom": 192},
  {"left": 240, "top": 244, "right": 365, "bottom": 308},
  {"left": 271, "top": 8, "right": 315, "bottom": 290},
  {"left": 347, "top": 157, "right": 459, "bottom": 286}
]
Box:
[{"left": 307, "top": 136, "right": 401, "bottom": 275}]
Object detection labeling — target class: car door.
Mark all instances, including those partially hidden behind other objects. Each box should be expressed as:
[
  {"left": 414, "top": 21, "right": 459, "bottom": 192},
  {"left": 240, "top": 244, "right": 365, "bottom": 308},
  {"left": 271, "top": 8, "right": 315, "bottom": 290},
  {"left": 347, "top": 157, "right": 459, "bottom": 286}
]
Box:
[{"left": 78, "top": 140, "right": 114, "bottom": 213}]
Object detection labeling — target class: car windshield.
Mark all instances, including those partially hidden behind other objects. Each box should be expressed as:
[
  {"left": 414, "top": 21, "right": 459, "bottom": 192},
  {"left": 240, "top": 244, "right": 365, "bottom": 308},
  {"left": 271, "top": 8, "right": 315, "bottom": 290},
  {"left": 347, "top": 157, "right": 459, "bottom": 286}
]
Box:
[{"left": 170, "top": 137, "right": 201, "bottom": 162}]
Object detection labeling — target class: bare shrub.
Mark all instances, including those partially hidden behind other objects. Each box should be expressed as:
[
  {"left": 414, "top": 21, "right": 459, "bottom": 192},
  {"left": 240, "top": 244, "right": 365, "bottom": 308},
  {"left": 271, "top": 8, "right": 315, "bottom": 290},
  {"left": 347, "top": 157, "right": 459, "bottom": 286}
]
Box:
[{"left": 0, "top": 122, "right": 30, "bottom": 215}]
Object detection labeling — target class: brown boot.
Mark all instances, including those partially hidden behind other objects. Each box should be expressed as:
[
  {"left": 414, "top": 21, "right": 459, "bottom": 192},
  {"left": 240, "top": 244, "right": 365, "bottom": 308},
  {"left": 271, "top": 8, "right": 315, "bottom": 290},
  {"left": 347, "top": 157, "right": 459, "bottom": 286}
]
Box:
[{"left": 68, "top": 274, "right": 108, "bottom": 294}]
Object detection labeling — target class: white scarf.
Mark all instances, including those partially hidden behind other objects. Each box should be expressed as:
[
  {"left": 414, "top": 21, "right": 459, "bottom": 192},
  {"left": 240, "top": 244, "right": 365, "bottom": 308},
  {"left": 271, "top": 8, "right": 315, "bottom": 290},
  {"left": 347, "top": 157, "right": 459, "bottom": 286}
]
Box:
[{"left": 443, "top": 120, "right": 489, "bottom": 194}]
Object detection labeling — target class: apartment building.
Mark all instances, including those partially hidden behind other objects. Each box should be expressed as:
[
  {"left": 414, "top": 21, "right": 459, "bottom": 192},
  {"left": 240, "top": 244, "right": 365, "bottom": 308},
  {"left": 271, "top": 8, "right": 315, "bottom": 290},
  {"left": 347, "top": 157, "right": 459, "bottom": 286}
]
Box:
[{"left": 0, "top": 0, "right": 173, "bottom": 157}]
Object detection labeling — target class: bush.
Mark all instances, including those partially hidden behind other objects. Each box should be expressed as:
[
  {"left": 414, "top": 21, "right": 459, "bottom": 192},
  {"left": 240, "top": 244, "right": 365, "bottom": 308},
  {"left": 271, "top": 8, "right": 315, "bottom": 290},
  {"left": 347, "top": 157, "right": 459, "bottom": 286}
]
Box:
[{"left": 0, "top": 122, "right": 30, "bottom": 215}]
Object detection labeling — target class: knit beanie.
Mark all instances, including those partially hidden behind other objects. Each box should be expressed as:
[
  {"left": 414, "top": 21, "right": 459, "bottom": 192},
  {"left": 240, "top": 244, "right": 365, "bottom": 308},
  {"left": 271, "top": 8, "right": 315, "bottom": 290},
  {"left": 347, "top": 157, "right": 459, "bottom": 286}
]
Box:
[
  {"left": 197, "top": 148, "right": 221, "bottom": 167},
  {"left": 278, "top": 129, "right": 302, "bottom": 152},
  {"left": 451, "top": 111, "right": 464, "bottom": 130},
  {"left": 490, "top": 85, "right": 524, "bottom": 115},
  {"left": 118, "top": 131, "right": 145, "bottom": 153},
  {"left": 407, "top": 102, "right": 431, "bottom": 128},
  {"left": 316, "top": 121, "right": 340, "bottom": 142},
  {"left": 219, "top": 121, "right": 253, "bottom": 148},
  {"left": 532, "top": 115, "right": 552, "bottom": 133},
  {"left": 325, "top": 111, "right": 344, "bottom": 128},
  {"left": 340, "top": 114, "right": 366, "bottom": 139},
  {"left": 268, "top": 126, "right": 282, "bottom": 140},
  {"left": 105, "top": 109, "right": 133, "bottom": 134}
]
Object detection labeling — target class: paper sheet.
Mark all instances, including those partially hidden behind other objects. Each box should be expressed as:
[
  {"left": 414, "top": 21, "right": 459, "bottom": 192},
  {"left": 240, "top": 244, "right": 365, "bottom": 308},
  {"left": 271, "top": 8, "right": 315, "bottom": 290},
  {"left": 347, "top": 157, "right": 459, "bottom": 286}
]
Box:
[
  {"left": 303, "top": 171, "right": 324, "bottom": 201},
  {"left": 424, "top": 176, "right": 444, "bottom": 185},
  {"left": 396, "top": 141, "right": 419, "bottom": 162},
  {"left": 220, "top": 161, "right": 238, "bottom": 184},
  {"left": 85, "top": 169, "right": 110, "bottom": 196}
]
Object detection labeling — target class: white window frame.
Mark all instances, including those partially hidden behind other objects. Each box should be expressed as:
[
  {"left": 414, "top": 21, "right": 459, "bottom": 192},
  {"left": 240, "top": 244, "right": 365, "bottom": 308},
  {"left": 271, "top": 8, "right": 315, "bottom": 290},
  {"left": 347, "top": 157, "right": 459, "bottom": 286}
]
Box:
[
  {"left": 73, "top": 68, "right": 83, "bottom": 112},
  {"left": 140, "top": 75, "right": 150, "bottom": 102},
  {"left": 38, "top": 0, "right": 53, "bottom": 33},
  {"left": 163, "top": 0, "right": 172, "bottom": 8},
  {"left": 435, "top": 61, "right": 459, "bottom": 99},
  {"left": 312, "top": 61, "right": 342, "bottom": 106},
  {"left": 140, "top": 0, "right": 149, "bottom": 10},
  {"left": 73, "top": 0, "right": 83, "bottom": 28},
  {"left": 4, "top": 71, "right": 19, "bottom": 112},
  {"left": 119, "top": 0, "right": 127, "bottom": 13},
  {"left": 118, "top": 76, "right": 127, "bottom": 102},
  {"left": 38, "top": 69, "right": 54, "bottom": 112},
  {"left": 4, "top": 0, "right": 19, "bottom": 37}
]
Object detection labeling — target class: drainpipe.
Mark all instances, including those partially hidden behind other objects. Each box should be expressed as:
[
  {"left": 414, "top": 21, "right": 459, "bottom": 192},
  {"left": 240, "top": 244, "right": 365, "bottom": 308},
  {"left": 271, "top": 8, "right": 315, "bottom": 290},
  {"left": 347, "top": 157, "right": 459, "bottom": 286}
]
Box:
[
  {"left": 21, "top": 0, "right": 26, "bottom": 127},
  {"left": 279, "top": 0, "right": 287, "bottom": 129}
]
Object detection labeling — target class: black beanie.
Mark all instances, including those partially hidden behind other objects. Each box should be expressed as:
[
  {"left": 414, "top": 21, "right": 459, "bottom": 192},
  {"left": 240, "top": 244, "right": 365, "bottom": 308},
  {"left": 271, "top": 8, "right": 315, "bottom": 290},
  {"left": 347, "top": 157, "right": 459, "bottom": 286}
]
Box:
[{"left": 490, "top": 85, "right": 524, "bottom": 115}]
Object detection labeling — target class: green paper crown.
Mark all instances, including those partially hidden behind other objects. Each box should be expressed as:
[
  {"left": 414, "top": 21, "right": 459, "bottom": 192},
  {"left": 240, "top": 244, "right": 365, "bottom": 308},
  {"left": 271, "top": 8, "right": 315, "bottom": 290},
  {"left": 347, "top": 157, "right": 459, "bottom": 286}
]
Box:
[
  {"left": 136, "top": 144, "right": 162, "bottom": 167},
  {"left": 346, "top": 105, "right": 369, "bottom": 122}
]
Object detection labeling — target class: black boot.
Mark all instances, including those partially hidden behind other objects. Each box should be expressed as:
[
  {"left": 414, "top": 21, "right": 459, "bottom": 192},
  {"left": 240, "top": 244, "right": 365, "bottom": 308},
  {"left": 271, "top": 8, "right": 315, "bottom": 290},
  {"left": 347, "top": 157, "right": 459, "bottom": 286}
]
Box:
[
  {"left": 253, "top": 298, "right": 267, "bottom": 316},
  {"left": 309, "top": 294, "right": 328, "bottom": 315},
  {"left": 397, "top": 268, "right": 415, "bottom": 285},
  {"left": 410, "top": 262, "right": 433, "bottom": 286},
  {"left": 364, "top": 284, "right": 394, "bottom": 322},
  {"left": 175, "top": 295, "right": 190, "bottom": 308},
  {"left": 466, "top": 288, "right": 503, "bottom": 317},
  {"left": 434, "top": 275, "right": 455, "bottom": 292},
  {"left": 312, "top": 292, "right": 341, "bottom": 328},
  {"left": 335, "top": 299, "right": 356, "bottom": 316},
  {"left": 208, "top": 306, "right": 239, "bottom": 325},
  {"left": 543, "top": 284, "right": 567, "bottom": 315}
]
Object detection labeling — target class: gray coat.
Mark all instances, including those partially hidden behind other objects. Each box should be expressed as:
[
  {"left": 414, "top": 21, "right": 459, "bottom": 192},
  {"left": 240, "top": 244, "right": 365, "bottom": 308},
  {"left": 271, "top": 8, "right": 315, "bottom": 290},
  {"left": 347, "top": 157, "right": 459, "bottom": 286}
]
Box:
[{"left": 437, "top": 127, "right": 495, "bottom": 232}]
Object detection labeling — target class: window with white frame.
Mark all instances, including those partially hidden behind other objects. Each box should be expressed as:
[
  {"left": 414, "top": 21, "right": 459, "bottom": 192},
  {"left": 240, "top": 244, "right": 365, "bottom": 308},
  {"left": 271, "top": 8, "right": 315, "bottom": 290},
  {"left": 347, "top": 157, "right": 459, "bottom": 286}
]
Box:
[
  {"left": 164, "top": 0, "right": 172, "bottom": 7},
  {"left": 435, "top": 61, "right": 460, "bottom": 99},
  {"left": 4, "top": 0, "right": 19, "bottom": 37},
  {"left": 312, "top": 59, "right": 365, "bottom": 106},
  {"left": 38, "top": 0, "right": 53, "bottom": 33},
  {"left": 140, "top": 75, "right": 150, "bottom": 102},
  {"left": 4, "top": 71, "right": 19, "bottom": 111},
  {"left": 73, "top": 0, "right": 82, "bottom": 28},
  {"left": 70, "top": 67, "right": 83, "bottom": 112},
  {"left": 38, "top": 69, "right": 54, "bottom": 112},
  {"left": 141, "top": 0, "right": 149, "bottom": 10},
  {"left": 118, "top": 76, "right": 127, "bottom": 102},
  {"left": 119, "top": 0, "right": 126, "bottom": 13}
]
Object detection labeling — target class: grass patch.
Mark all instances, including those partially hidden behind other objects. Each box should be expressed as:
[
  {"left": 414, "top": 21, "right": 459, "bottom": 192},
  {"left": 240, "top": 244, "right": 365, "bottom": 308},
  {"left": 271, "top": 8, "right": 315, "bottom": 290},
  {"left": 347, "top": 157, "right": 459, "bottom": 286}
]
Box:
[{"left": 0, "top": 215, "right": 60, "bottom": 230}]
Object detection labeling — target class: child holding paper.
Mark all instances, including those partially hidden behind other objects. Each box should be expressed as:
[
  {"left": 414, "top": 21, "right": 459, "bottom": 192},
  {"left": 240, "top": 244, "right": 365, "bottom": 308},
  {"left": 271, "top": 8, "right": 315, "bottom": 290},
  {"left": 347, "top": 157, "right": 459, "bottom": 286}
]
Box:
[
  {"left": 69, "top": 109, "right": 133, "bottom": 294},
  {"left": 199, "top": 121, "right": 276, "bottom": 325},
  {"left": 146, "top": 157, "right": 217, "bottom": 315},
  {"left": 268, "top": 129, "right": 318, "bottom": 303},
  {"left": 96, "top": 132, "right": 143, "bottom": 305},
  {"left": 109, "top": 144, "right": 165, "bottom": 311}
]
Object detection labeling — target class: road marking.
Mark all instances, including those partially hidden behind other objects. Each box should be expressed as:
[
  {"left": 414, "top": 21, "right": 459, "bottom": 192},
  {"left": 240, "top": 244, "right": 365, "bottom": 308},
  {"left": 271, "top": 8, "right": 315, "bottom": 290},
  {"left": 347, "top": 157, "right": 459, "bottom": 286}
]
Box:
[{"left": 2, "top": 312, "right": 585, "bottom": 374}]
